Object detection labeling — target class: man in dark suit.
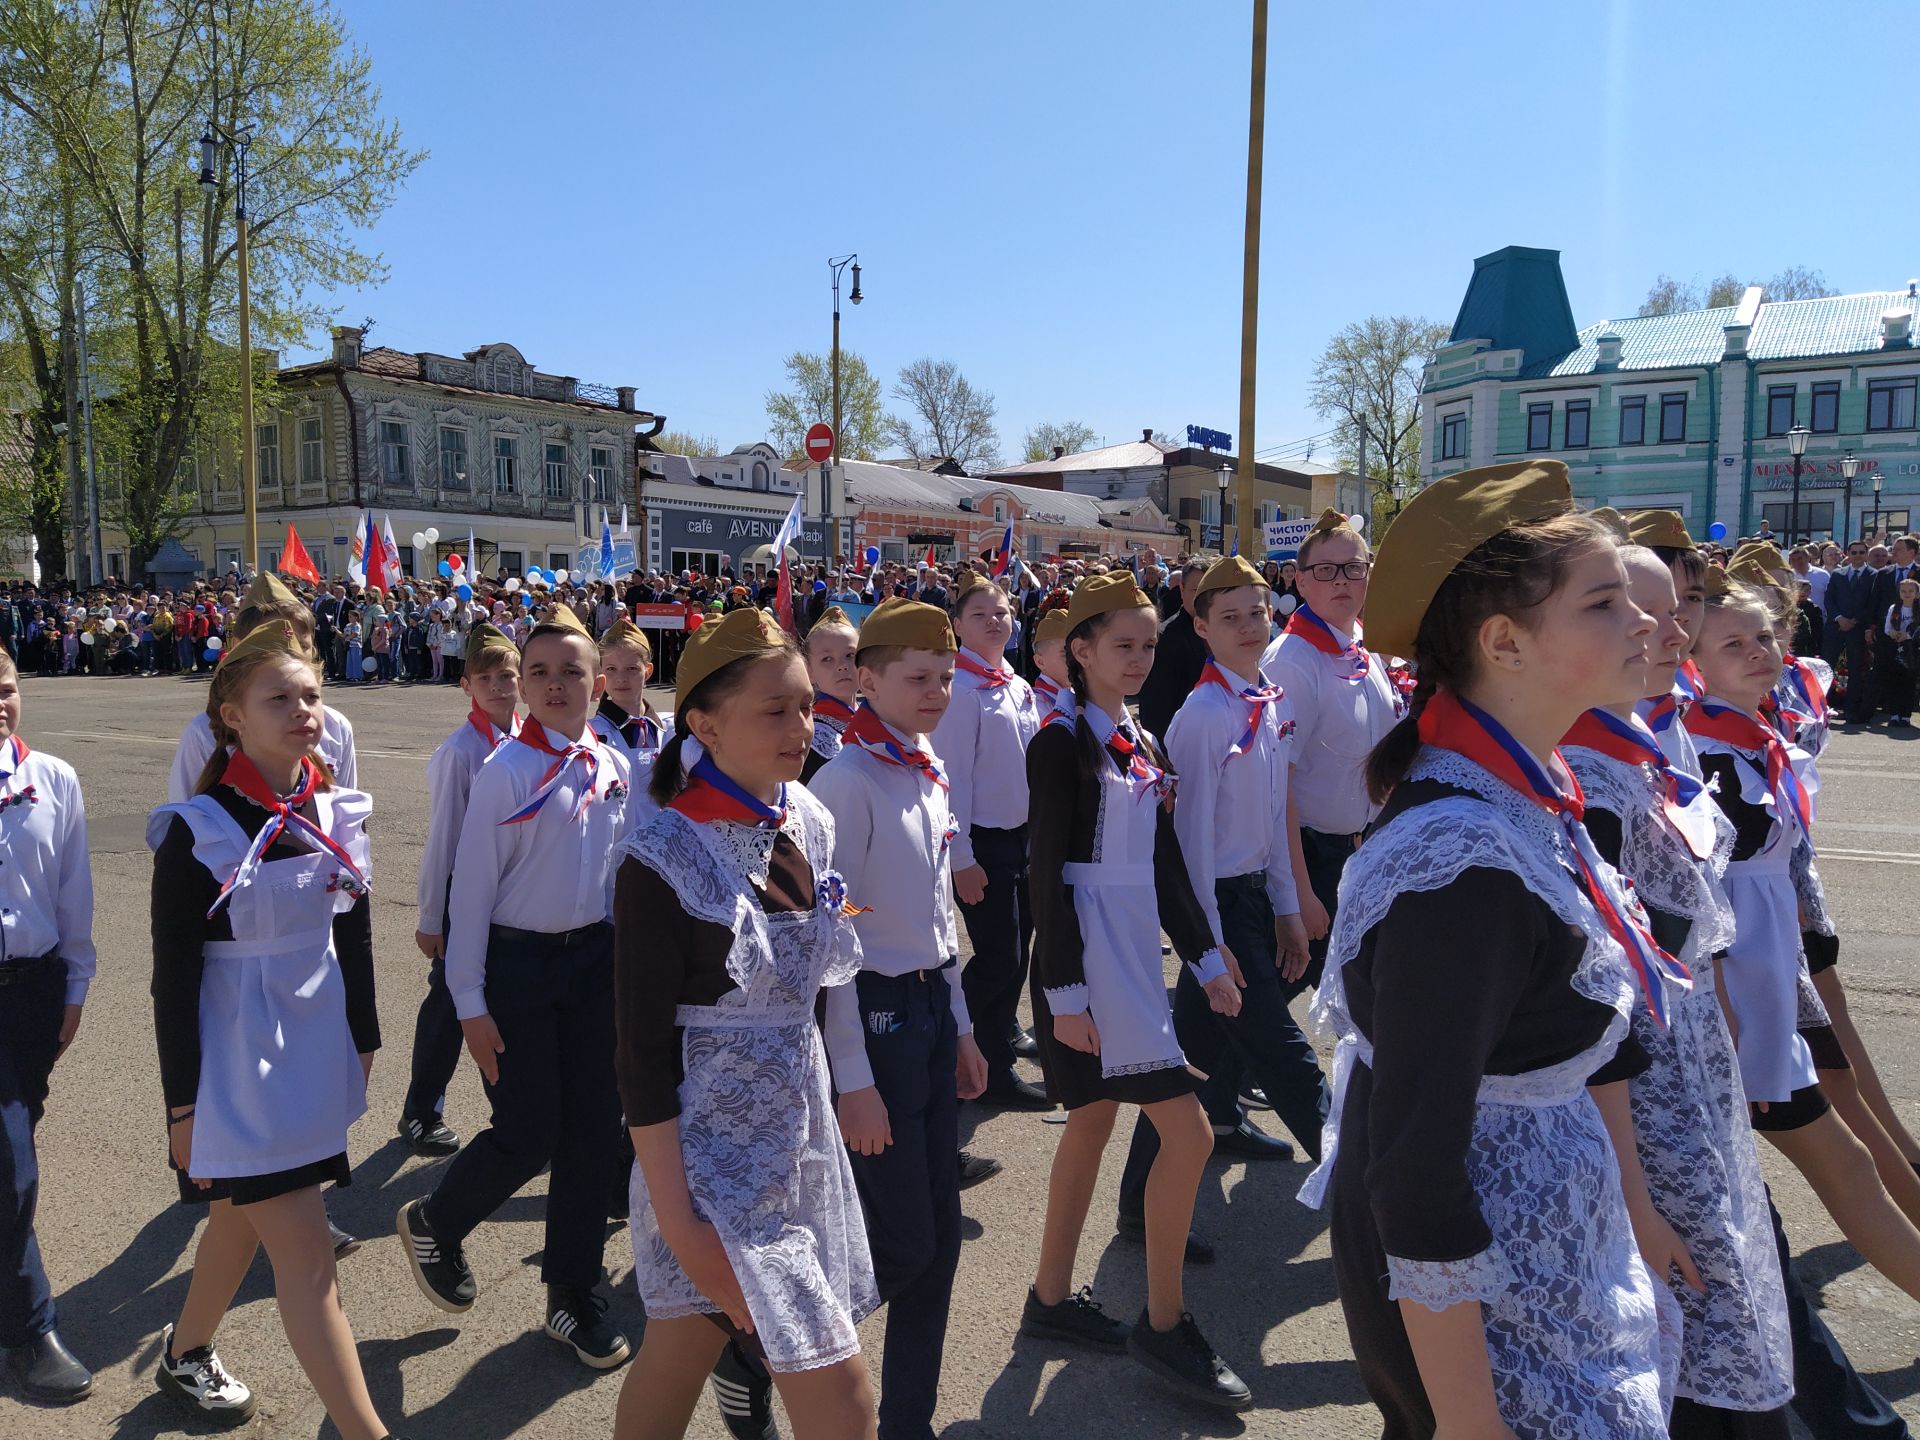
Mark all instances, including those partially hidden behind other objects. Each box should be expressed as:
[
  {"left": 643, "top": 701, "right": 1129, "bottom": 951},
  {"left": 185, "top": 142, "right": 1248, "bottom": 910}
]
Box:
[
  {"left": 1824, "top": 542, "right": 1878, "bottom": 724},
  {"left": 1866, "top": 536, "right": 1919, "bottom": 721},
  {"left": 1135, "top": 558, "right": 1212, "bottom": 741}
]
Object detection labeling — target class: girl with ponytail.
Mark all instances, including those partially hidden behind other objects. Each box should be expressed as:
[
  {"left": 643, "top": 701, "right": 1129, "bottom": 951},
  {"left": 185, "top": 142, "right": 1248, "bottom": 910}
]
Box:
[{"left": 1302, "top": 460, "right": 1678, "bottom": 1440}]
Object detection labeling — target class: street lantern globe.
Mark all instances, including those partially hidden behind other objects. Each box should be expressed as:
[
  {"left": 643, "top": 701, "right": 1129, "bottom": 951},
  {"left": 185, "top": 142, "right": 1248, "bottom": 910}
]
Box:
[
  {"left": 1841, "top": 450, "right": 1861, "bottom": 481},
  {"left": 1787, "top": 425, "right": 1812, "bottom": 458},
  {"left": 1217, "top": 462, "right": 1232, "bottom": 492},
  {"left": 1873, "top": 469, "right": 1886, "bottom": 496},
  {"left": 848, "top": 262, "right": 862, "bottom": 305},
  {"left": 197, "top": 125, "right": 218, "bottom": 194}
]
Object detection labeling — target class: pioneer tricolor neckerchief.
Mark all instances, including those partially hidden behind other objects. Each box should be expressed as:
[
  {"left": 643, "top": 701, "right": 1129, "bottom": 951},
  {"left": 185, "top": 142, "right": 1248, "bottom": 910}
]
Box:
[
  {"left": 1420, "top": 690, "right": 1692, "bottom": 1025},
  {"left": 1686, "top": 697, "right": 1815, "bottom": 840},
  {"left": 211, "top": 751, "right": 368, "bottom": 917},
  {"left": 1563, "top": 707, "right": 1716, "bottom": 860},
  {"left": 499, "top": 723, "right": 603, "bottom": 825},
  {"left": 843, "top": 702, "right": 947, "bottom": 791},
  {"left": 1283, "top": 603, "right": 1369, "bottom": 682},
  {"left": 1196, "top": 659, "right": 1289, "bottom": 763},
  {"left": 668, "top": 754, "right": 787, "bottom": 828}
]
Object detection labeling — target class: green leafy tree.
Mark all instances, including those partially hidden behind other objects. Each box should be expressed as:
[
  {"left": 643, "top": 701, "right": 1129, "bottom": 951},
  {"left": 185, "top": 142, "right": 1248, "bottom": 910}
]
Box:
[
  {"left": 1021, "top": 419, "right": 1096, "bottom": 462},
  {"left": 1308, "top": 315, "right": 1448, "bottom": 504},
  {"left": 651, "top": 430, "right": 720, "bottom": 457},
  {"left": 0, "top": 0, "right": 423, "bottom": 571},
  {"left": 765, "top": 349, "right": 884, "bottom": 461}
]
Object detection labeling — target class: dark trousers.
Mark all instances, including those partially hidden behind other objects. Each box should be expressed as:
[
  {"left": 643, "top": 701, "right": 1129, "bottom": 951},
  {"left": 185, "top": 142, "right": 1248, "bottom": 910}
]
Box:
[
  {"left": 402, "top": 954, "right": 464, "bottom": 1124},
  {"left": 1826, "top": 623, "right": 1873, "bottom": 722},
  {"left": 844, "top": 970, "right": 961, "bottom": 1440},
  {"left": 956, "top": 824, "right": 1031, "bottom": 1080},
  {"left": 1118, "top": 877, "right": 1332, "bottom": 1217},
  {"left": 0, "top": 960, "right": 66, "bottom": 1347},
  {"left": 426, "top": 925, "right": 620, "bottom": 1291},
  {"left": 1771, "top": 1190, "right": 1911, "bottom": 1438}
]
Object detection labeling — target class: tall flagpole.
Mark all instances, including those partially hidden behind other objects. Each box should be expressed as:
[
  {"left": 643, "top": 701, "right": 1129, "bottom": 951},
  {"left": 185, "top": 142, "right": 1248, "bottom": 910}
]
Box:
[{"left": 1234, "top": 0, "right": 1268, "bottom": 559}]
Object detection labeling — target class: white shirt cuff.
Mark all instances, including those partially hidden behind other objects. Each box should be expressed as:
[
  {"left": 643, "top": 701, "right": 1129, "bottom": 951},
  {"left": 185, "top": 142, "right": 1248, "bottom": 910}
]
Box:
[
  {"left": 1043, "top": 983, "right": 1090, "bottom": 1016},
  {"left": 1185, "top": 947, "right": 1228, "bottom": 986}
]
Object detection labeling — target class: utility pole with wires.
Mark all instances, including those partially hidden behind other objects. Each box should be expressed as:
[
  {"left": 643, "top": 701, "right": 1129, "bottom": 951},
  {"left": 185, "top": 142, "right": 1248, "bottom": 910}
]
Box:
[
  {"left": 1233, "top": 0, "right": 1267, "bottom": 558},
  {"left": 1356, "top": 415, "right": 1369, "bottom": 523}
]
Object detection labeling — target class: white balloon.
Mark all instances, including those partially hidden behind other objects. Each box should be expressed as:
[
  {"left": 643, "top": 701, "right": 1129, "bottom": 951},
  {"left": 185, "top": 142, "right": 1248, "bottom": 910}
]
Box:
[
  {"left": 553, "top": 569, "right": 569, "bottom": 584},
  {"left": 1347, "top": 512, "right": 1368, "bottom": 532},
  {"left": 505, "top": 577, "right": 522, "bottom": 592},
  {"left": 98, "top": 617, "right": 115, "bottom": 633},
  {"left": 424, "top": 527, "right": 440, "bottom": 543},
  {"left": 362, "top": 655, "right": 380, "bottom": 674},
  {"left": 411, "top": 531, "right": 428, "bottom": 551},
  {"left": 1276, "top": 594, "right": 1299, "bottom": 616},
  {"left": 79, "top": 632, "right": 95, "bottom": 646},
  {"left": 206, "top": 636, "right": 224, "bottom": 652}
]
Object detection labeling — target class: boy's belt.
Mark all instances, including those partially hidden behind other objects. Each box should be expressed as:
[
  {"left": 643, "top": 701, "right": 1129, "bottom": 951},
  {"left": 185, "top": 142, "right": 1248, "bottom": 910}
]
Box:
[
  {"left": 0, "top": 954, "right": 64, "bottom": 985},
  {"left": 489, "top": 920, "right": 611, "bottom": 950}
]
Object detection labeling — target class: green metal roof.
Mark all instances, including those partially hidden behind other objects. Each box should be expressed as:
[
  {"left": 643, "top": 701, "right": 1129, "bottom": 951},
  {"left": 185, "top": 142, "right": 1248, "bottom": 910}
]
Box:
[
  {"left": 1749, "top": 291, "right": 1918, "bottom": 360},
  {"left": 1528, "top": 307, "right": 1737, "bottom": 378},
  {"left": 1448, "top": 246, "right": 1581, "bottom": 363}
]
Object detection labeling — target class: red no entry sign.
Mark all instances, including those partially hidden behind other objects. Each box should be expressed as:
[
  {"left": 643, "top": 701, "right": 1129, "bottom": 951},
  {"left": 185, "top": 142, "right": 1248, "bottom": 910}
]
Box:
[{"left": 805, "top": 422, "right": 835, "bottom": 463}]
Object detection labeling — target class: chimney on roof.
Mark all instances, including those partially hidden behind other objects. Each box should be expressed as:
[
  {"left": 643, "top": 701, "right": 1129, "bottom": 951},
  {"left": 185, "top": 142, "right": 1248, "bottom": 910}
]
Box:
[
  {"left": 1595, "top": 332, "right": 1622, "bottom": 369},
  {"left": 617, "top": 386, "right": 637, "bottom": 412},
  {"left": 1051, "top": 446, "right": 1066, "bottom": 461},
  {"left": 1885, "top": 309, "right": 1914, "bottom": 348},
  {"left": 331, "top": 325, "right": 363, "bottom": 369},
  {"left": 1141, "top": 428, "right": 1154, "bottom": 443},
  {"left": 1910, "top": 278, "right": 1918, "bottom": 299}
]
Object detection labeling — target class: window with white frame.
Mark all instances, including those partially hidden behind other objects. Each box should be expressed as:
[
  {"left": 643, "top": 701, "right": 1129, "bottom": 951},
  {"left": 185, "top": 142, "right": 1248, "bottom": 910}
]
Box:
[
  {"left": 494, "top": 435, "right": 518, "bottom": 493},
  {"left": 379, "top": 419, "right": 411, "bottom": 487},
  {"left": 299, "top": 417, "right": 324, "bottom": 485},
  {"left": 1563, "top": 401, "right": 1590, "bottom": 449},
  {"left": 439, "top": 426, "right": 469, "bottom": 489},
  {"left": 1526, "top": 403, "right": 1552, "bottom": 450},
  {"left": 544, "top": 442, "right": 569, "bottom": 499},
  {"left": 589, "top": 445, "right": 615, "bottom": 503},
  {"left": 1440, "top": 412, "right": 1467, "bottom": 459},
  {"left": 255, "top": 423, "right": 280, "bottom": 487},
  {"left": 1619, "top": 396, "right": 1646, "bottom": 446}
]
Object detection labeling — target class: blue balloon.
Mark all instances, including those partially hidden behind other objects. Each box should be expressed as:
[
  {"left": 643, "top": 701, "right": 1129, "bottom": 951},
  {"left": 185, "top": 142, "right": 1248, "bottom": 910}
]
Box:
[
  {"left": 864, "top": 545, "right": 880, "bottom": 566},
  {"left": 812, "top": 579, "right": 827, "bottom": 592},
  {"left": 455, "top": 583, "right": 473, "bottom": 601},
  {"left": 437, "top": 559, "right": 453, "bottom": 577},
  {"left": 1707, "top": 521, "right": 1728, "bottom": 541}
]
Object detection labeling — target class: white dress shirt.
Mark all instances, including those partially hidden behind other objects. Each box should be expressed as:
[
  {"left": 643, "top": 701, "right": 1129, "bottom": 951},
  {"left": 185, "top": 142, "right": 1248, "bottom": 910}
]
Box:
[
  {"left": 929, "top": 645, "right": 1040, "bottom": 867},
  {"left": 1166, "top": 661, "right": 1300, "bottom": 945},
  {"left": 1260, "top": 623, "right": 1400, "bottom": 835},
  {"left": 445, "top": 721, "right": 631, "bottom": 1019},
  {"left": 415, "top": 714, "right": 513, "bottom": 936},
  {"left": 808, "top": 726, "right": 972, "bottom": 1093},
  {"left": 169, "top": 705, "right": 357, "bottom": 803},
  {"left": 0, "top": 742, "right": 96, "bottom": 1003}
]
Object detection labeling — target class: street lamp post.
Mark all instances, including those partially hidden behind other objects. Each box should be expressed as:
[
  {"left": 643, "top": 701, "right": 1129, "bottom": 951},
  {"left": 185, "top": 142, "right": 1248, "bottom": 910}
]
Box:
[
  {"left": 1869, "top": 468, "right": 1886, "bottom": 537},
  {"left": 199, "top": 122, "right": 258, "bottom": 575},
  {"left": 1785, "top": 424, "right": 1812, "bottom": 546},
  {"left": 1839, "top": 449, "right": 1861, "bottom": 546},
  {"left": 1216, "top": 462, "right": 1233, "bottom": 553},
  {"left": 827, "top": 253, "right": 861, "bottom": 564}
]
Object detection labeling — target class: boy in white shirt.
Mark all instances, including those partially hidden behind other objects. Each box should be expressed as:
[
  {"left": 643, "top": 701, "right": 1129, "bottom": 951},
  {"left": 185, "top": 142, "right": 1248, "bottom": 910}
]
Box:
[
  {"left": 400, "top": 623, "right": 520, "bottom": 1157},
  {"left": 0, "top": 651, "right": 96, "bottom": 1403},
  {"left": 810, "top": 598, "right": 988, "bottom": 1440},
  {"left": 399, "top": 606, "right": 635, "bottom": 1373}
]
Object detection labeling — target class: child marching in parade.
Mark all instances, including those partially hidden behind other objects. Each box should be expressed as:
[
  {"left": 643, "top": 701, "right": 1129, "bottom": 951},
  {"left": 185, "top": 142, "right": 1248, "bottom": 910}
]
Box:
[
  {"left": 593, "top": 619, "right": 673, "bottom": 788},
  {"left": 612, "top": 608, "right": 879, "bottom": 1440},
  {"left": 401, "top": 623, "right": 521, "bottom": 1158},
  {"left": 933, "top": 572, "right": 1046, "bottom": 1106},
  {"left": 1563, "top": 543, "right": 1794, "bottom": 1438},
  {"left": 1303, "top": 460, "right": 1678, "bottom": 1438},
  {"left": 399, "top": 605, "right": 635, "bottom": 1371},
  {"left": 1021, "top": 571, "right": 1253, "bottom": 1411},
  {"left": 1029, "top": 598, "right": 1074, "bottom": 727},
  {"left": 149, "top": 623, "right": 404, "bottom": 1439},
  {"left": 810, "top": 598, "right": 989, "bottom": 1439},
  {"left": 0, "top": 649, "right": 96, "bottom": 1403},
  {"left": 801, "top": 605, "right": 859, "bottom": 783}
]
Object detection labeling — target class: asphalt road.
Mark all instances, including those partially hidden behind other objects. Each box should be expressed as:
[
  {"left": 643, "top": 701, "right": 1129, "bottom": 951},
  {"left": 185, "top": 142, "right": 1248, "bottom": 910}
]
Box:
[{"left": 8, "top": 671, "right": 1920, "bottom": 1439}]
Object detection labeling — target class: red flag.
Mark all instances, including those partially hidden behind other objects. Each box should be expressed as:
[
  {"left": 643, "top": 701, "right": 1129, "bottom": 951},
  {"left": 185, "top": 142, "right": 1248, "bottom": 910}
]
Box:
[
  {"left": 924, "top": 543, "right": 936, "bottom": 568},
  {"left": 776, "top": 554, "right": 795, "bottom": 634},
  {"left": 279, "top": 522, "right": 321, "bottom": 584},
  {"left": 363, "top": 515, "right": 390, "bottom": 596}
]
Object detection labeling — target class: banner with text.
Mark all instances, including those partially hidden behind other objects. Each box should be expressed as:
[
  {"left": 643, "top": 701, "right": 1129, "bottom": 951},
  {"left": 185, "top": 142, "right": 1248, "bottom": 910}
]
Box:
[{"left": 1263, "top": 519, "right": 1316, "bottom": 558}]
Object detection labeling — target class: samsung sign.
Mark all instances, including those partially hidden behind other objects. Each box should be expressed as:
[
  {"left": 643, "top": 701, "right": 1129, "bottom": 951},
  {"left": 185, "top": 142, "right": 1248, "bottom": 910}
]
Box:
[{"left": 1186, "top": 425, "right": 1232, "bottom": 452}]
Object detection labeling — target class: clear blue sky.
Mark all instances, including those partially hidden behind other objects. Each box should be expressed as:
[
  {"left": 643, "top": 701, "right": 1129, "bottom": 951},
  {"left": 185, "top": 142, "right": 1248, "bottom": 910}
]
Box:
[{"left": 310, "top": 0, "right": 1915, "bottom": 467}]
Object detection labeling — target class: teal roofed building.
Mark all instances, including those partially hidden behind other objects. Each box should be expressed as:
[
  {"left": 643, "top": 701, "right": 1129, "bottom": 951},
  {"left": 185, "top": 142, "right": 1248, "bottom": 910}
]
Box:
[{"left": 1421, "top": 246, "right": 1920, "bottom": 542}]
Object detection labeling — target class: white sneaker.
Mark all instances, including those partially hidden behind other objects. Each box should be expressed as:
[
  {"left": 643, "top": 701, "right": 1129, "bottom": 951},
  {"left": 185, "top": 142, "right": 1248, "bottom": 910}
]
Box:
[{"left": 156, "top": 1322, "right": 257, "bottom": 1428}]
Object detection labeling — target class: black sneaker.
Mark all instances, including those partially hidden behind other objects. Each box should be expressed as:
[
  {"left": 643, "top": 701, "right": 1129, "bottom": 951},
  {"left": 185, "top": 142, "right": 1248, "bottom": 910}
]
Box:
[
  {"left": 156, "top": 1323, "right": 256, "bottom": 1428},
  {"left": 398, "top": 1198, "right": 475, "bottom": 1313},
  {"left": 1020, "top": 1285, "right": 1129, "bottom": 1352},
  {"left": 1114, "top": 1211, "right": 1216, "bottom": 1265},
  {"left": 709, "top": 1337, "right": 779, "bottom": 1439},
  {"left": 398, "top": 1112, "right": 462, "bottom": 1157},
  {"left": 1126, "top": 1310, "right": 1252, "bottom": 1411},
  {"left": 329, "top": 1218, "right": 362, "bottom": 1258},
  {"left": 544, "top": 1286, "right": 631, "bottom": 1370},
  {"left": 958, "top": 1150, "right": 1004, "bottom": 1190}
]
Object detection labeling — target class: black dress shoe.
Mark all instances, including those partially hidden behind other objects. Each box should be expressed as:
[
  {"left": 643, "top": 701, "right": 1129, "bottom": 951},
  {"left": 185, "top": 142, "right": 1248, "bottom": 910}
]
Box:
[
  {"left": 978, "top": 1074, "right": 1055, "bottom": 1111},
  {"left": 7, "top": 1328, "right": 92, "bottom": 1403},
  {"left": 1211, "top": 1117, "right": 1294, "bottom": 1161},
  {"left": 1114, "top": 1212, "right": 1216, "bottom": 1265},
  {"left": 958, "top": 1150, "right": 1004, "bottom": 1189},
  {"left": 1010, "top": 1027, "right": 1040, "bottom": 1059},
  {"left": 1237, "top": 1086, "right": 1271, "bottom": 1111}
]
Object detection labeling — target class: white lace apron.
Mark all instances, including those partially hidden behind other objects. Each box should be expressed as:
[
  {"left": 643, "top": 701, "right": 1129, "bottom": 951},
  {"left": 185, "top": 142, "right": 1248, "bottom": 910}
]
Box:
[
  {"left": 1054, "top": 703, "right": 1216, "bottom": 1078},
  {"left": 1298, "top": 749, "right": 1676, "bottom": 1438},
  {"left": 146, "top": 791, "right": 372, "bottom": 1178},
  {"left": 1693, "top": 736, "right": 1821, "bottom": 1102},
  {"left": 618, "top": 787, "right": 878, "bottom": 1373},
  {"left": 1566, "top": 748, "right": 1793, "bottom": 1412}
]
